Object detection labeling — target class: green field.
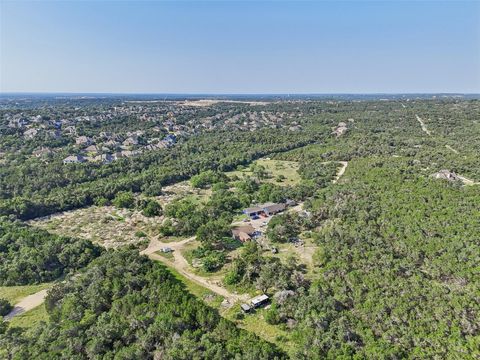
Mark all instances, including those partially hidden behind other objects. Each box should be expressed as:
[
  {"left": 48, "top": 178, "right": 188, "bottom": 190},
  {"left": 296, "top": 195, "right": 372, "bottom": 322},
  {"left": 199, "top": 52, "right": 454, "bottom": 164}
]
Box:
[
  {"left": 227, "top": 158, "right": 301, "bottom": 186},
  {"left": 8, "top": 304, "right": 49, "bottom": 329}
]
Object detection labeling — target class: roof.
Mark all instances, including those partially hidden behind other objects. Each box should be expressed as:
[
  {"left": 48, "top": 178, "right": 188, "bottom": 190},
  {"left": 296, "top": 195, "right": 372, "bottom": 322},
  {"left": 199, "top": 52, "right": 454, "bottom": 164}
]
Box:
[
  {"left": 240, "top": 304, "right": 251, "bottom": 311},
  {"left": 251, "top": 294, "right": 269, "bottom": 306},
  {"left": 232, "top": 224, "right": 255, "bottom": 236},
  {"left": 263, "top": 203, "right": 286, "bottom": 213},
  {"left": 244, "top": 206, "right": 263, "bottom": 214}
]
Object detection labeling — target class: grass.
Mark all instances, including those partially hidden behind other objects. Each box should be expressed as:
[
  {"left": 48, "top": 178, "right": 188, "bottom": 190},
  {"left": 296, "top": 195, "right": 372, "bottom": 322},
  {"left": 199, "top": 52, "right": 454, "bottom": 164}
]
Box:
[
  {"left": 227, "top": 158, "right": 301, "bottom": 186},
  {"left": 8, "top": 304, "right": 49, "bottom": 329},
  {"left": 223, "top": 305, "right": 294, "bottom": 355},
  {"left": 0, "top": 283, "right": 52, "bottom": 304},
  {"left": 165, "top": 266, "right": 224, "bottom": 308}
]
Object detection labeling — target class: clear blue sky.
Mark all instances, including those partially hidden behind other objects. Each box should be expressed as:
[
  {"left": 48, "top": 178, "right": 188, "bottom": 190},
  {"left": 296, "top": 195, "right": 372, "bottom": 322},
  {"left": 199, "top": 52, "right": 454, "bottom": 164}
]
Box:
[{"left": 1, "top": 0, "right": 479, "bottom": 93}]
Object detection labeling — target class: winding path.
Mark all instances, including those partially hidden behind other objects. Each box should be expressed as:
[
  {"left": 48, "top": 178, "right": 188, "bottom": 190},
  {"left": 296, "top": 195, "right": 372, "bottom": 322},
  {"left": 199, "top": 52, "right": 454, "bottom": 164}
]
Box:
[
  {"left": 416, "top": 114, "right": 431, "bottom": 136},
  {"left": 333, "top": 161, "right": 348, "bottom": 184},
  {"left": 141, "top": 237, "right": 248, "bottom": 302}
]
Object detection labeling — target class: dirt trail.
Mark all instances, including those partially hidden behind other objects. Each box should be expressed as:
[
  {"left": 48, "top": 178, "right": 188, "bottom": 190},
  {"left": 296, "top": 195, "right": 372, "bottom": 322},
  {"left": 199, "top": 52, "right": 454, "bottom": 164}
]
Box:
[
  {"left": 445, "top": 145, "right": 459, "bottom": 154},
  {"left": 456, "top": 175, "right": 480, "bottom": 186},
  {"left": 4, "top": 289, "right": 48, "bottom": 321},
  {"left": 142, "top": 237, "right": 248, "bottom": 303},
  {"left": 416, "top": 114, "right": 432, "bottom": 135},
  {"left": 333, "top": 161, "right": 348, "bottom": 183}
]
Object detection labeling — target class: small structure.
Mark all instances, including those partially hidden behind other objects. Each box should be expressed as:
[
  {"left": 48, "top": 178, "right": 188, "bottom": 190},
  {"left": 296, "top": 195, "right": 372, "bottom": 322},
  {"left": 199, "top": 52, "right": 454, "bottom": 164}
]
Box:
[
  {"left": 232, "top": 224, "right": 256, "bottom": 242},
  {"left": 240, "top": 303, "right": 251, "bottom": 313},
  {"left": 250, "top": 294, "right": 269, "bottom": 308},
  {"left": 160, "top": 247, "right": 173, "bottom": 253}
]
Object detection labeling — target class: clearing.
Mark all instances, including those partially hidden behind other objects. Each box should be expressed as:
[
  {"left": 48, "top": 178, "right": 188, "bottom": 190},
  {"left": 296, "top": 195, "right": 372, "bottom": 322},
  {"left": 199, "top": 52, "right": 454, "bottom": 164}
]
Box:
[
  {"left": 30, "top": 182, "right": 208, "bottom": 248},
  {"left": 227, "top": 158, "right": 301, "bottom": 186}
]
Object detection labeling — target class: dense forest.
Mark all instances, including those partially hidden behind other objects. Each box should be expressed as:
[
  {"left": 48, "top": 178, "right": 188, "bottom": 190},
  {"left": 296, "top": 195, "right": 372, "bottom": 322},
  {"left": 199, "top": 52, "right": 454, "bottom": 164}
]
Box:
[
  {"left": 0, "top": 249, "right": 285, "bottom": 359},
  {"left": 0, "top": 219, "right": 102, "bottom": 285}
]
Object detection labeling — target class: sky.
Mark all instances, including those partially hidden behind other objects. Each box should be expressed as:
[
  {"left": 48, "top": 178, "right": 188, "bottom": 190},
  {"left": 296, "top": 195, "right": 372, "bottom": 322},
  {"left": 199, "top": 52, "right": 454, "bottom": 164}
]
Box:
[{"left": 1, "top": 0, "right": 479, "bottom": 94}]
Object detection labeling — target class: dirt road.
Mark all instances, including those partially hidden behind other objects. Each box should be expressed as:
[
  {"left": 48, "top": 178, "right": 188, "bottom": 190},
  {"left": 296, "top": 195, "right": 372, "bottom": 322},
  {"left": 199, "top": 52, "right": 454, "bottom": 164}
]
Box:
[
  {"left": 4, "top": 289, "right": 48, "bottom": 321},
  {"left": 141, "top": 237, "right": 249, "bottom": 303},
  {"left": 416, "top": 114, "right": 432, "bottom": 135},
  {"left": 333, "top": 161, "right": 348, "bottom": 183}
]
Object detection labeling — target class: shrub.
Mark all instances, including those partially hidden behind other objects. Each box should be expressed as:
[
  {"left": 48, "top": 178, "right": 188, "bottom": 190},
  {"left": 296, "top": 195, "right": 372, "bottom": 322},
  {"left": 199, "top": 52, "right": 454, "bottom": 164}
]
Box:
[{"left": 0, "top": 298, "right": 13, "bottom": 316}]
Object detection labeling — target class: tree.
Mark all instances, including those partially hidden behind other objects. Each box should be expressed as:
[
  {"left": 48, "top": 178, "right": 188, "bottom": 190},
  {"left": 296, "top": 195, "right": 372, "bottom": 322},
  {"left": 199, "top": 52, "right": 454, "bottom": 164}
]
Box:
[
  {"left": 0, "top": 298, "right": 12, "bottom": 316},
  {"left": 112, "top": 191, "right": 135, "bottom": 209},
  {"left": 141, "top": 199, "right": 162, "bottom": 217}
]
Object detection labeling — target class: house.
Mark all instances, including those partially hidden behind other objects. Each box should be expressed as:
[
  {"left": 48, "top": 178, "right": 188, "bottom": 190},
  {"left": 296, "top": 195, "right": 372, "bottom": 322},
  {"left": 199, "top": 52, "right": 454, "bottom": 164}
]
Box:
[
  {"left": 23, "top": 128, "right": 38, "bottom": 139},
  {"left": 243, "top": 202, "right": 286, "bottom": 218},
  {"left": 123, "top": 136, "right": 139, "bottom": 146},
  {"left": 84, "top": 145, "right": 100, "bottom": 154},
  {"left": 243, "top": 206, "right": 263, "bottom": 218},
  {"left": 63, "top": 155, "right": 86, "bottom": 164},
  {"left": 232, "top": 224, "right": 256, "bottom": 242},
  {"left": 164, "top": 134, "right": 177, "bottom": 144},
  {"left": 93, "top": 154, "right": 114, "bottom": 163},
  {"left": 262, "top": 202, "right": 286, "bottom": 216},
  {"left": 32, "top": 147, "right": 53, "bottom": 158},
  {"left": 250, "top": 294, "right": 269, "bottom": 308},
  {"left": 76, "top": 136, "right": 93, "bottom": 146}
]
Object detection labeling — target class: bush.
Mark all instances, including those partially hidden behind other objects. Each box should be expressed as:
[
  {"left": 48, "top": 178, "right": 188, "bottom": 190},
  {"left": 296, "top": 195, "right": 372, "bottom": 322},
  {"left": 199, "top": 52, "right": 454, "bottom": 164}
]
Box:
[
  {"left": 0, "top": 298, "right": 13, "bottom": 316},
  {"left": 112, "top": 191, "right": 135, "bottom": 209},
  {"left": 264, "top": 303, "right": 281, "bottom": 325},
  {"left": 141, "top": 199, "right": 162, "bottom": 217}
]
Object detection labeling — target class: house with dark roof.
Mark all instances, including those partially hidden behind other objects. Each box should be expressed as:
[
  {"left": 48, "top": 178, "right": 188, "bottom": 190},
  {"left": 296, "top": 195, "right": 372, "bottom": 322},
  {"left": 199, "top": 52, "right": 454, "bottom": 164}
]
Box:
[{"left": 243, "top": 202, "right": 286, "bottom": 218}]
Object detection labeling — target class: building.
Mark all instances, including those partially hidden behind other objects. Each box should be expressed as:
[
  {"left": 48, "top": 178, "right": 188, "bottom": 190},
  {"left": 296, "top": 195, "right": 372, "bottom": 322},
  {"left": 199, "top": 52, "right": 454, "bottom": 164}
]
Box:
[
  {"left": 84, "top": 145, "right": 100, "bottom": 154},
  {"left": 240, "top": 303, "right": 252, "bottom": 313},
  {"left": 262, "top": 202, "right": 286, "bottom": 216},
  {"left": 93, "top": 154, "right": 114, "bottom": 164},
  {"left": 232, "top": 224, "right": 256, "bottom": 242},
  {"left": 243, "top": 202, "right": 286, "bottom": 218},
  {"left": 63, "top": 155, "right": 86, "bottom": 164},
  {"left": 76, "top": 136, "right": 93, "bottom": 146},
  {"left": 250, "top": 294, "right": 269, "bottom": 308},
  {"left": 23, "top": 128, "right": 38, "bottom": 139}
]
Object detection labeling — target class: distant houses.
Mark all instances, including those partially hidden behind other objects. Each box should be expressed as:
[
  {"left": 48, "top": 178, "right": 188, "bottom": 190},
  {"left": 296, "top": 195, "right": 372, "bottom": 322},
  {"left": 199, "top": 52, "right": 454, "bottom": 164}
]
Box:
[{"left": 63, "top": 154, "right": 86, "bottom": 164}]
